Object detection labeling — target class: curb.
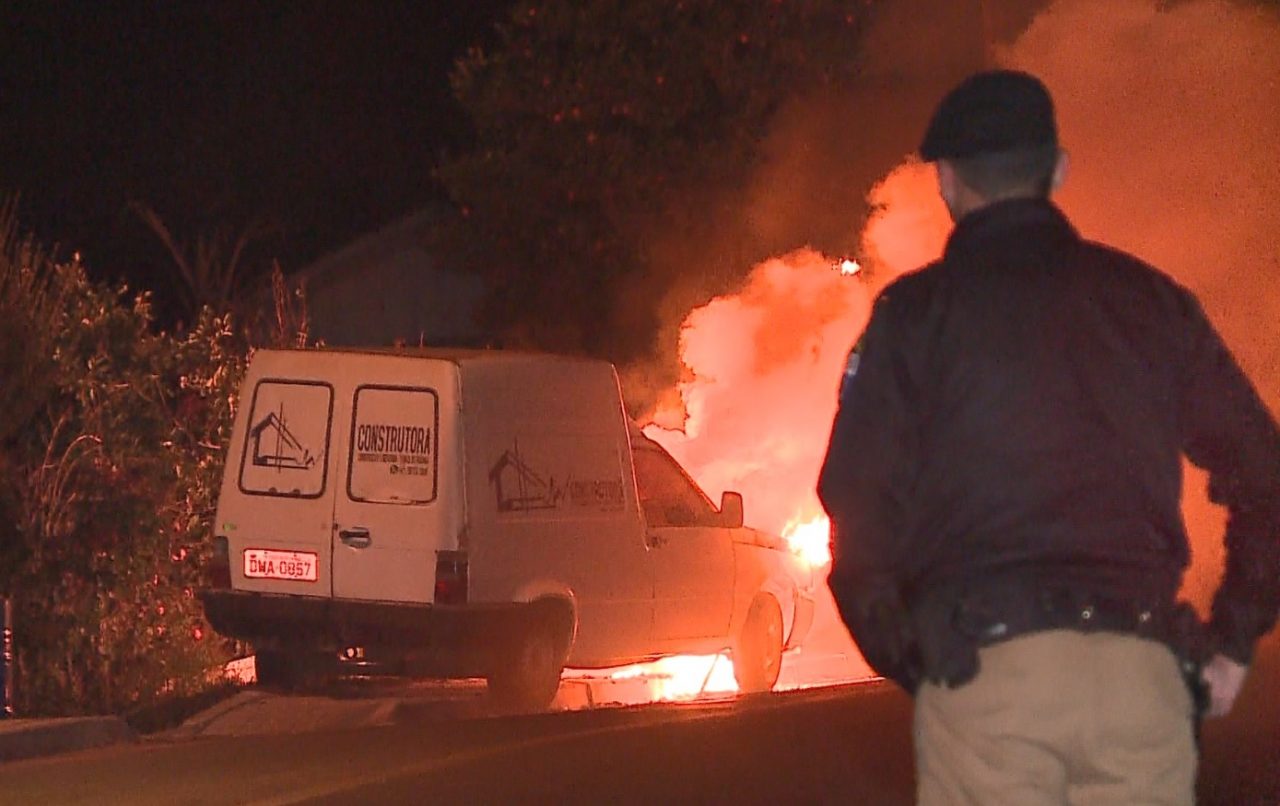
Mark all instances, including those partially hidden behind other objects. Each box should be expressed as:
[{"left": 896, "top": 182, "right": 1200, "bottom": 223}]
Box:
[
  {"left": 161, "top": 690, "right": 270, "bottom": 740},
  {"left": 0, "top": 716, "right": 136, "bottom": 763}
]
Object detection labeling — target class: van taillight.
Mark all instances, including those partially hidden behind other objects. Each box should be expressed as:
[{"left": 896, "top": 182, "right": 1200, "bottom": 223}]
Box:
[
  {"left": 434, "top": 551, "right": 468, "bottom": 605},
  {"left": 210, "top": 536, "right": 231, "bottom": 589}
]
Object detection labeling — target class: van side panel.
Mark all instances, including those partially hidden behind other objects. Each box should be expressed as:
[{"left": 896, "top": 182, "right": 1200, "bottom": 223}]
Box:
[{"left": 459, "top": 356, "right": 653, "bottom": 666}]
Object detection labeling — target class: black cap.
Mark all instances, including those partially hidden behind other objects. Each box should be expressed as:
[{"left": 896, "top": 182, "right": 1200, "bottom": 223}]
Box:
[{"left": 919, "top": 69, "right": 1058, "bottom": 161}]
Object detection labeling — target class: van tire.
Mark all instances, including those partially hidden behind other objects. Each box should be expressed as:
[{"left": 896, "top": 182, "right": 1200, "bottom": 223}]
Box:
[
  {"left": 255, "top": 648, "right": 333, "bottom": 691},
  {"left": 733, "top": 595, "right": 784, "bottom": 693},
  {"left": 488, "top": 606, "right": 571, "bottom": 712},
  {"left": 255, "top": 649, "right": 299, "bottom": 689}
]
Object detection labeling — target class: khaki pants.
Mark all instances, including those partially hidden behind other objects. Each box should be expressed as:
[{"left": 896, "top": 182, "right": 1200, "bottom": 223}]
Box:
[{"left": 915, "top": 630, "right": 1195, "bottom": 805}]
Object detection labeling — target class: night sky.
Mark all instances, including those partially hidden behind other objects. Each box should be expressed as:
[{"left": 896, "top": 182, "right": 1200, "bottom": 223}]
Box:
[{"left": 1, "top": 2, "right": 513, "bottom": 317}]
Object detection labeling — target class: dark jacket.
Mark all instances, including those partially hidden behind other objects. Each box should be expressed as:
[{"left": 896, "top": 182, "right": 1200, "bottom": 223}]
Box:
[{"left": 818, "top": 198, "right": 1280, "bottom": 688}]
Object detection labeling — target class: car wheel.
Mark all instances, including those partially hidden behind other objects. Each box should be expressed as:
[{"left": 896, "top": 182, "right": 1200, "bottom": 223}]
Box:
[
  {"left": 255, "top": 648, "right": 333, "bottom": 692},
  {"left": 733, "top": 595, "right": 784, "bottom": 693},
  {"left": 488, "top": 612, "right": 570, "bottom": 712},
  {"left": 255, "top": 648, "right": 300, "bottom": 689}
]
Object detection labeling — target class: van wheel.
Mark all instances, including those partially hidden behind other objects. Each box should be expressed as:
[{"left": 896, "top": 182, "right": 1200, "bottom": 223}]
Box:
[
  {"left": 488, "top": 611, "right": 570, "bottom": 712},
  {"left": 733, "top": 595, "right": 784, "bottom": 693},
  {"left": 255, "top": 648, "right": 333, "bottom": 692},
  {"left": 255, "top": 649, "right": 299, "bottom": 689}
]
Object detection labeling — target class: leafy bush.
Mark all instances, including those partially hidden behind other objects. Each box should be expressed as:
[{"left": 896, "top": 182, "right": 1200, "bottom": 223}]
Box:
[
  {"left": 0, "top": 213, "right": 248, "bottom": 716},
  {"left": 436, "top": 0, "right": 876, "bottom": 362}
]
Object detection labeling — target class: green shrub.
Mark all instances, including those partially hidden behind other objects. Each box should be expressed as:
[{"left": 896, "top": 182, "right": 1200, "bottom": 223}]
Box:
[{"left": 0, "top": 214, "right": 248, "bottom": 716}]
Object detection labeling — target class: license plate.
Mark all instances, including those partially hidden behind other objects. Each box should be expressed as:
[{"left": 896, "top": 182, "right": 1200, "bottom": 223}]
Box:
[{"left": 243, "top": 549, "right": 318, "bottom": 582}]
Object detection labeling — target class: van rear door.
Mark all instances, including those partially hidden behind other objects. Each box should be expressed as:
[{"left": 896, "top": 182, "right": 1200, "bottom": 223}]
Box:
[
  {"left": 331, "top": 357, "right": 460, "bottom": 604},
  {"left": 227, "top": 371, "right": 336, "bottom": 597}
]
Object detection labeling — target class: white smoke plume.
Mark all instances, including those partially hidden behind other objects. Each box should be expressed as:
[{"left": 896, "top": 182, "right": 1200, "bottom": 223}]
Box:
[
  {"left": 645, "top": 250, "right": 872, "bottom": 535},
  {"left": 644, "top": 0, "right": 1280, "bottom": 642},
  {"left": 871, "top": 0, "right": 1280, "bottom": 606}
]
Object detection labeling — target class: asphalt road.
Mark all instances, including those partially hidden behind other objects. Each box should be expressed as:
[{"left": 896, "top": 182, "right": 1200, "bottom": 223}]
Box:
[
  {"left": 2, "top": 640, "right": 1278, "bottom": 805},
  {"left": 0, "top": 682, "right": 913, "bottom": 805}
]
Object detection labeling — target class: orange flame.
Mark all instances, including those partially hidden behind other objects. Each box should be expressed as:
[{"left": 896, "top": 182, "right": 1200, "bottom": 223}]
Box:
[
  {"left": 837, "top": 258, "right": 861, "bottom": 276},
  {"left": 608, "top": 653, "right": 739, "bottom": 699},
  {"left": 782, "top": 513, "right": 832, "bottom": 568}
]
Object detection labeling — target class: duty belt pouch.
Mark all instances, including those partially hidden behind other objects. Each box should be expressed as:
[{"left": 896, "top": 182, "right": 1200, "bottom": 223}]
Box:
[
  {"left": 1183, "top": 659, "right": 1210, "bottom": 730},
  {"left": 911, "top": 594, "right": 981, "bottom": 689},
  {"left": 1165, "top": 602, "right": 1211, "bottom": 727},
  {"left": 831, "top": 577, "right": 924, "bottom": 693}
]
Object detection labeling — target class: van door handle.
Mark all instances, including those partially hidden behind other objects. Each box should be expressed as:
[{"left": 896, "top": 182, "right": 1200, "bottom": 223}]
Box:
[
  {"left": 339, "top": 527, "right": 372, "bottom": 548},
  {"left": 646, "top": 533, "right": 666, "bottom": 549}
]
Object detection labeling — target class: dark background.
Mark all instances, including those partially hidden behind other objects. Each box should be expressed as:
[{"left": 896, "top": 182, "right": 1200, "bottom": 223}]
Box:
[{"left": 0, "top": 2, "right": 513, "bottom": 317}]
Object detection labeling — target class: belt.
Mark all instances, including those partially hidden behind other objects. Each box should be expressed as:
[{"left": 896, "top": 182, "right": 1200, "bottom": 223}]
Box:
[{"left": 950, "top": 585, "right": 1199, "bottom": 653}]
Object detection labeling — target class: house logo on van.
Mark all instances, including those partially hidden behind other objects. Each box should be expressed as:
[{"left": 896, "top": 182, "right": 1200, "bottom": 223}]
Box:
[
  {"left": 489, "top": 439, "right": 625, "bottom": 513},
  {"left": 489, "top": 442, "right": 562, "bottom": 512},
  {"left": 250, "top": 410, "right": 316, "bottom": 471}
]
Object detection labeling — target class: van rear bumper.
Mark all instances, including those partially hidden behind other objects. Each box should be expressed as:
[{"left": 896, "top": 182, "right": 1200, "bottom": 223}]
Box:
[{"left": 199, "top": 589, "right": 527, "bottom": 675}]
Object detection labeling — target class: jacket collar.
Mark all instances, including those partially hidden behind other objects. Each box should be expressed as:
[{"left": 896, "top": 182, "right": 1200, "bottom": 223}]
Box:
[{"left": 943, "top": 198, "right": 1078, "bottom": 261}]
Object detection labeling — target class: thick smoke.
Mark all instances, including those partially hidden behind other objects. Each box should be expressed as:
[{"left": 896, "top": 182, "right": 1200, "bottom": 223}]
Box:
[
  {"left": 1020, "top": 0, "right": 1280, "bottom": 405},
  {"left": 618, "top": 0, "right": 998, "bottom": 412},
  {"left": 847, "top": 0, "right": 1280, "bottom": 608},
  {"left": 641, "top": 251, "right": 876, "bottom": 679},
  {"left": 641, "top": 0, "right": 1280, "bottom": 664},
  {"left": 646, "top": 250, "right": 872, "bottom": 534},
  {"left": 1021, "top": 0, "right": 1280, "bottom": 607}
]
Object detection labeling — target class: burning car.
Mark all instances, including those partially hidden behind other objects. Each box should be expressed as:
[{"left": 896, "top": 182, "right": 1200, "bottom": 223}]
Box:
[{"left": 199, "top": 348, "right": 815, "bottom": 709}]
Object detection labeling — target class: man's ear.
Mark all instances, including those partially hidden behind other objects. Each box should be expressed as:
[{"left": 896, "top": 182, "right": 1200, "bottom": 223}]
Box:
[
  {"left": 935, "top": 160, "right": 966, "bottom": 222},
  {"left": 1051, "top": 149, "right": 1070, "bottom": 192},
  {"left": 936, "top": 160, "right": 956, "bottom": 199},
  {"left": 936, "top": 160, "right": 959, "bottom": 212}
]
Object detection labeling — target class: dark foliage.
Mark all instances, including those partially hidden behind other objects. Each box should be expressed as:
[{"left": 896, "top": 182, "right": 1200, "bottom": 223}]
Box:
[{"left": 435, "top": 0, "right": 880, "bottom": 362}]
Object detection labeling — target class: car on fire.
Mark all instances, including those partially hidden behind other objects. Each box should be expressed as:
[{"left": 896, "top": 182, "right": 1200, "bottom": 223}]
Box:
[{"left": 199, "top": 348, "right": 816, "bottom": 709}]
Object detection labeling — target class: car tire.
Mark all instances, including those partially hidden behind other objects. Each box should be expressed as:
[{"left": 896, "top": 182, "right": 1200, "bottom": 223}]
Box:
[
  {"left": 488, "top": 610, "right": 570, "bottom": 712},
  {"left": 255, "top": 648, "right": 333, "bottom": 692},
  {"left": 733, "top": 595, "right": 784, "bottom": 693}
]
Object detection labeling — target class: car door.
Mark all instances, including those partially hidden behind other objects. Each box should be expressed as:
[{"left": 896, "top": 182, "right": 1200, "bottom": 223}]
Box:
[
  {"left": 633, "top": 444, "right": 734, "bottom": 643},
  {"left": 228, "top": 373, "right": 336, "bottom": 597},
  {"left": 330, "top": 358, "right": 458, "bottom": 604}
]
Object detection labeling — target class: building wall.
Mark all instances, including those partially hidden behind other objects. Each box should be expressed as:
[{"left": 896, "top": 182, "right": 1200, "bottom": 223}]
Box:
[{"left": 295, "top": 208, "right": 486, "bottom": 348}]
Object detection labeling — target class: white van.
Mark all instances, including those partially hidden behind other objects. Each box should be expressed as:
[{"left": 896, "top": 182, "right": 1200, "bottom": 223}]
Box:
[{"left": 200, "top": 348, "right": 814, "bottom": 709}]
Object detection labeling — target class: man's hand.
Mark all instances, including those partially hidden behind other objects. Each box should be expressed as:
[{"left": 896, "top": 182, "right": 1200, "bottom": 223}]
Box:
[{"left": 1200, "top": 654, "right": 1249, "bottom": 718}]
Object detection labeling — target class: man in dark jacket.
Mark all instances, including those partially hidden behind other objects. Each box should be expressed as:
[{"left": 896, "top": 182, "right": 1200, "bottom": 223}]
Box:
[{"left": 818, "top": 69, "right": 1280, "bottom": 804}]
